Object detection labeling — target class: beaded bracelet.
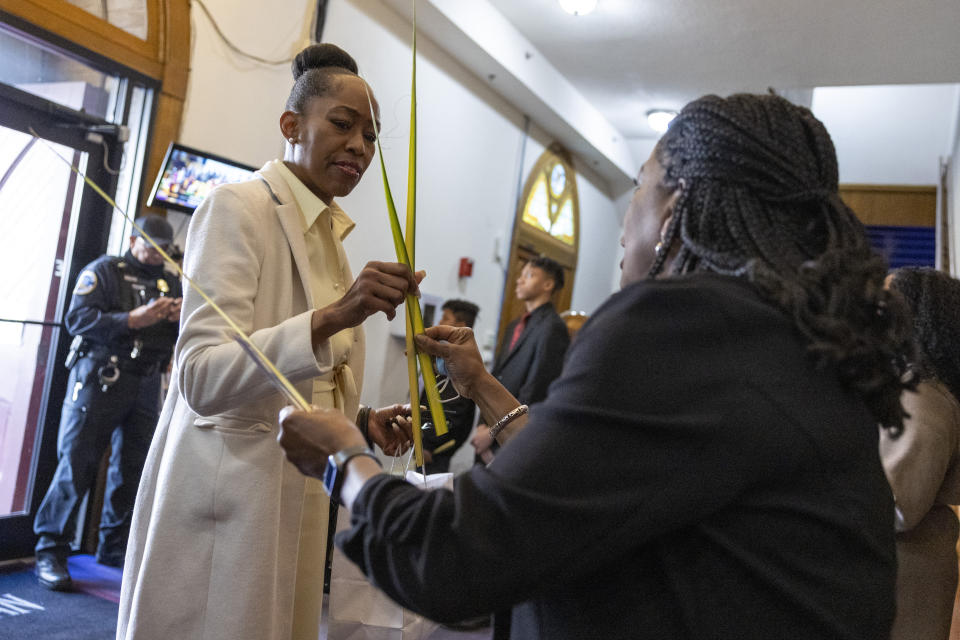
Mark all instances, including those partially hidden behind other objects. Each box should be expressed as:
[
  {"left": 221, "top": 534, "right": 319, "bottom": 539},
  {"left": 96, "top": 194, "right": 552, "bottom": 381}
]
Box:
[
  {"left": 355, "top": 405, "right": 372, "bottom": 447},
  {"left": 488, "top": 404, "right": 529, "bottom": 439}
]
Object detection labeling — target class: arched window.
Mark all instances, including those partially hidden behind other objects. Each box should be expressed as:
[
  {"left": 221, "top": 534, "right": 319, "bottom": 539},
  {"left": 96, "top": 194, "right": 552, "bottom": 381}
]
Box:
[{"left": 520, "top": 147, "right": 579, "bottom": 249}]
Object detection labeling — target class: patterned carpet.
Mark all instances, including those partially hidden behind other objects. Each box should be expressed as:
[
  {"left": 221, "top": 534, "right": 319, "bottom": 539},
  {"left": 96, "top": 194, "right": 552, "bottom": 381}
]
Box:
[
  {"left": 0, "top": 555, "right": 490, "bottom": 639},
  {"left": 0, "top": 555, "right": 119, "bottom": 639}
]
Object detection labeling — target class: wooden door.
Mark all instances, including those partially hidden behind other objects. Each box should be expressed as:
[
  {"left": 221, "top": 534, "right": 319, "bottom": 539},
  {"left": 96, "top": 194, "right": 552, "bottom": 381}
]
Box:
[{"left": 497, "top": 144, "right": 579, "bottom": 349}]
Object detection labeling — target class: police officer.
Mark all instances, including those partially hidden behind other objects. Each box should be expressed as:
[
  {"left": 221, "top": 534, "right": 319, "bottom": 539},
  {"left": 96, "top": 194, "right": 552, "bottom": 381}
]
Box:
[{"left": 34, "top": 215, "right": 183, "bottom": 590}]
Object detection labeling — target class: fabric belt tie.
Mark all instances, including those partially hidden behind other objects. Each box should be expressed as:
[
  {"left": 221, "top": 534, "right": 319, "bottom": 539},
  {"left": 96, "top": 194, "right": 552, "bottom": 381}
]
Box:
[{"left": 312, "top": 364, "right": 358, "bottom": 416}]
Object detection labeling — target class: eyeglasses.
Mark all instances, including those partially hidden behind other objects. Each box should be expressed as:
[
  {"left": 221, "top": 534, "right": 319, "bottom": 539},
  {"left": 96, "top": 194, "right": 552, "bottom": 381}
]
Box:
[{"left": 136, "top": 236, "right": 170, "bottom": 252}]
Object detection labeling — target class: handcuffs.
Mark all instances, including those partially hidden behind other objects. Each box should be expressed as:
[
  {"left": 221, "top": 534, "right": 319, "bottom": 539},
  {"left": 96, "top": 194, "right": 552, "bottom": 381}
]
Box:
[
  {"left": 97, "top": 355, "right": 121, "bottom": 392},
  {"left": 96, "top": 339, "right": 143, "bottom": 392}
]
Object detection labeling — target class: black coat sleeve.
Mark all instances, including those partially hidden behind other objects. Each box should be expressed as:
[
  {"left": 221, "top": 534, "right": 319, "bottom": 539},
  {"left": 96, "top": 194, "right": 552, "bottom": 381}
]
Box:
[
  {"left": 336, "top": 281, "right": 813, "bottom": 622},
  {"left": 64, "top": 258, "right": 131, "bottom": 343}
]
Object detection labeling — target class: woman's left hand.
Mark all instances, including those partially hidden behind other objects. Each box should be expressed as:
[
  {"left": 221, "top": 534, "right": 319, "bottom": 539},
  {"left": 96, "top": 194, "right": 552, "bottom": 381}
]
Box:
[
  {"left": 369, "top": 403, "right": 414, "bottom": 456},
  {"left": 277, "top": 406, "right": 366, "bottom": 478}
]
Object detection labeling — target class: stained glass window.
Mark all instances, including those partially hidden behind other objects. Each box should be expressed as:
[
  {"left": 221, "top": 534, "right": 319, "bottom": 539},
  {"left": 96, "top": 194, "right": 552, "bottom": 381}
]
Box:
[{"left": 521, "top": 150, "right": 578, "bottom": 247}]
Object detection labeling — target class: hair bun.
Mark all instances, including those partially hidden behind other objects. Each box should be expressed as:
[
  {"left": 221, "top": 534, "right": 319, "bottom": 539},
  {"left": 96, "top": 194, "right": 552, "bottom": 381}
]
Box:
[{"left": 292, "top": 44, "right": 358, "bottom": 80}]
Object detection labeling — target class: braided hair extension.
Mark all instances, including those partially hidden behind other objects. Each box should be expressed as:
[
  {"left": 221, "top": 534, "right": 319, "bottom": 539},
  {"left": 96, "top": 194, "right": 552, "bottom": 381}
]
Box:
[
  {"left": 889, "top": 267, "right": 960, "bottom": 404},
  {"left": 652, "top": 93, "right": 913, "bottom": 434}
]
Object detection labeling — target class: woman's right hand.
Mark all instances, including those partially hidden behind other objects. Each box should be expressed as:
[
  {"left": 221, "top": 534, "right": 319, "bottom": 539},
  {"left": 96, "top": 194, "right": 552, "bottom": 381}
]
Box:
[
  {"left": 312, "top": 262, "right": 422, "bottom": 346},
  {"left": 415, "top": 325, "right": 489, "bottom": 400}
]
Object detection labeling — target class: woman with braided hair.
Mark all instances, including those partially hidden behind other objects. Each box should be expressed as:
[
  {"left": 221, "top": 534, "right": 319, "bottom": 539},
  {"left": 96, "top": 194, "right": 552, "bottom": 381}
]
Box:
[
  {"left": 881, "top": 267, "right": 960, "bottom": 640},
  {"left": 276, "top": 93, "right": 913, "bottom": 639}
]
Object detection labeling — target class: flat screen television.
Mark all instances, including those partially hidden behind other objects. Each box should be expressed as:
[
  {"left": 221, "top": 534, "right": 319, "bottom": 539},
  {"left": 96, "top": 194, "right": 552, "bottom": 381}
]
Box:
[{"left": 146, "top": 142, "right": 257, "bottom": 214}]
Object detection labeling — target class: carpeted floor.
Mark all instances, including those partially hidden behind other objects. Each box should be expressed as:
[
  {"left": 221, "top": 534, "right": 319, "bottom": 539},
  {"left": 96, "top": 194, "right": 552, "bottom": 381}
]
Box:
[
  {"left": 0, "top": 555, "right": 119, "bottom": 639},
  {"left": 0, "top": 555, "right": 490, "bottom": 639}
]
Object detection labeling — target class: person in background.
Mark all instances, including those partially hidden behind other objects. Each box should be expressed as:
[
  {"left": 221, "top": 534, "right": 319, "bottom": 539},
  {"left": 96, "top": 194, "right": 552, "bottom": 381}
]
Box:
[
  {"left": 117, "top": 44, "right": 415, "bottom": 640},
  {"left": 881, "top": 266, "right": 960, "bottom": 640},
  {"left": 277, "top": 93, "right": 915, "bottom": 640},
  {"left": 472, "top": 255, "right": 569, "bottom": 463},
  {"left": 34, "top": 215, "right": 182, "bottom": 590},
  {"left": 420, "top": 299, "right": 480, "bottom": 475}
]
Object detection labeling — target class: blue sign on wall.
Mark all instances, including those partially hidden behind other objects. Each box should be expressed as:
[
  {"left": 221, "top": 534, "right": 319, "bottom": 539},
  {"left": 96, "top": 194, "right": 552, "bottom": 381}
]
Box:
[{"left": 866, "top": 225, "right": 935, "bottom": 268}]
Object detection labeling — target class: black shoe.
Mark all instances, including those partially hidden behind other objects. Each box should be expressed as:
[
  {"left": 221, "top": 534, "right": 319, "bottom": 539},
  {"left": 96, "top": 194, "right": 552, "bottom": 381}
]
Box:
[{"left": 35, "top": 554, "right": 72, "bottom": 591}]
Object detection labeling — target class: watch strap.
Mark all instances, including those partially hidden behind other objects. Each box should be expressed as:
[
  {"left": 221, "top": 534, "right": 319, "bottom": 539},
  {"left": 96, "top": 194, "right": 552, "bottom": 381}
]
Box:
[{"left": 323, "top": 445, "right": 381, "bottom": 504}]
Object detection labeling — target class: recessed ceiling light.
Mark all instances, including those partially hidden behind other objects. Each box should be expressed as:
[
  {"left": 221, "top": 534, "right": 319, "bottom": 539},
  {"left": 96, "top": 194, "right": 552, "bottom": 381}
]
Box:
[
  {"left": 646, "top": 109, "right": 677, "bottom": 134},
  {"left": 558, "top": 0, "right": 598, "bottom": 16}
]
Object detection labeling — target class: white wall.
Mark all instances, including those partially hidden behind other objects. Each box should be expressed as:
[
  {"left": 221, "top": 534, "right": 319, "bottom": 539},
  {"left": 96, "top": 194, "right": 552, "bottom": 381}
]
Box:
[
  {"left": 811, "top": 84, "right": 959, "bottom": 186},
  {"left": 569, "top": 160, "right": 624, "bottom": 314},
  {"left": 175, "top": 0, "right": 624, "bottom": 407},
  {"left": 625, "top": 138, "right": 658, "bottom": 173}
]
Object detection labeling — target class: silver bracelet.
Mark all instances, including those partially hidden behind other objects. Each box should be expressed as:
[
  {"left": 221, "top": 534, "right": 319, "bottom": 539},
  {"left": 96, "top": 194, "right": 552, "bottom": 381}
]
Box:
[{"left": 488, "top": 404, "right": 528, "bottom": 439}]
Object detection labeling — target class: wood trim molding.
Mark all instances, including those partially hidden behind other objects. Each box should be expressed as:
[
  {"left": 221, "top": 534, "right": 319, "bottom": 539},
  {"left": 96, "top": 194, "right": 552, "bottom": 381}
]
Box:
[
  {"left": 0, "top": 0, "right": 163, "bottom": 78},
  {"left": 839, "top": 184, "right": 937, "bottom": 194},
  {"left": 1, "top": 0, "right": 192, "bottom": 216},
  {"left": 142, "top": 92, "right": 184, "bottom": 216},
  {"left": 143, "top": 0, "right": 190, "bottom": 215},
  {"left": 839, "top": 184, "right": 937, "bottom": 227},
  {"left": 0, "top": 0, "right": 190, "bottom": 94},
  {"left": 160, "top": 0, "right": 190, "bottom": 99}
]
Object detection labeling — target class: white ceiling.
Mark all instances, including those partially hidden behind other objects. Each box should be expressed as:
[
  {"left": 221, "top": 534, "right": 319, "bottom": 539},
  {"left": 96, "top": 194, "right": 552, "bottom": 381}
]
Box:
[{"left": 487, "top": 0, "right": 960, "bottom": 138}]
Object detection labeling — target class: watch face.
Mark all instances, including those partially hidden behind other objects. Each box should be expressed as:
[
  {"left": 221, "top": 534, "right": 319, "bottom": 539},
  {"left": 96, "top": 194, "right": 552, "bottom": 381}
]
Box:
[
  {"left": 323, "top": 453, "right": 339, "bottom": 500},
  {"left": 322, "top": 447, "right": 378, "bottom": 503}
]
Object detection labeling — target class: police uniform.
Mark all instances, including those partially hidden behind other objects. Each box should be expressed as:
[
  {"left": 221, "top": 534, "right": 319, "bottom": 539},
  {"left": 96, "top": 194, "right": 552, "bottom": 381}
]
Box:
[{"left": 34, "top": 248, "right": 181, "bottom": 569}]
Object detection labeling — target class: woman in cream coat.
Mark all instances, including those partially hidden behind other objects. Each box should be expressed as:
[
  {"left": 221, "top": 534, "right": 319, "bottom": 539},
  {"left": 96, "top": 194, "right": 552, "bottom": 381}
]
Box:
[
  {"left": 882, "top": 267, "right": 960, "bottom": 640},
  {"left": 117, "top": 45, "right": 417, "bottom": 640}
]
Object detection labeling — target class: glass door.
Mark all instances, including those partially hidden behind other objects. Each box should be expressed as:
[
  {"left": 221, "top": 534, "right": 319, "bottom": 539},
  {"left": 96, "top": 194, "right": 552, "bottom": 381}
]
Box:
[
  {"left": 0, "top": 126, "right": 87, "bottom": 518},
  {"left": 0, "top": 90, "right": 122, "bottom": 561}
]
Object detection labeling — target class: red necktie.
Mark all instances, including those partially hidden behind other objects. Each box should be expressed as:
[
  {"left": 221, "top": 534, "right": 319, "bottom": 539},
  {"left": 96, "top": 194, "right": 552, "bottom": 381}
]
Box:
[{"left": 508, "top": 312, "right": 531, "bottom": 351}]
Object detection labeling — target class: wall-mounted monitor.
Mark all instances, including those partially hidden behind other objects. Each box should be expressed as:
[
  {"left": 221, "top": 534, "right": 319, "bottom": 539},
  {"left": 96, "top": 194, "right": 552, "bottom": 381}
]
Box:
[{"left": 146, "top": 142, "right": 257, "bottom": 214}]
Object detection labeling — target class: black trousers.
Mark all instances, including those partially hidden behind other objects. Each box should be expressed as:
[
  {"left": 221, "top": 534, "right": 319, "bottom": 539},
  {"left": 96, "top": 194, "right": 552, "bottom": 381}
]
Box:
[{"left": 34, "top": 354, "right": 161, "bottom": 562}]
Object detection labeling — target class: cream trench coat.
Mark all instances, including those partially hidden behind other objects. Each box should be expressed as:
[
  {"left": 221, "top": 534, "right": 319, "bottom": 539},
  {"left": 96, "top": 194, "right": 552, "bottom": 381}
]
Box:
[{"left": 117, "top": 161, "right": 365, "bottom": 640}]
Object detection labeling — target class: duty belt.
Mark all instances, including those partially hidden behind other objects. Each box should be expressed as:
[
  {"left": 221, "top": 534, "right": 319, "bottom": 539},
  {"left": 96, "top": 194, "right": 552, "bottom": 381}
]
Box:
[{"left": 83, "top": 346, "right": 163, "bottom": 376}]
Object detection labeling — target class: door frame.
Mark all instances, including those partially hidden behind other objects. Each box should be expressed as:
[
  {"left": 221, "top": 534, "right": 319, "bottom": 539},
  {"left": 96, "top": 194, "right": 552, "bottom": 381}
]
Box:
[{"left": 0, "top": 83, "right": 122, "bottom": 560}]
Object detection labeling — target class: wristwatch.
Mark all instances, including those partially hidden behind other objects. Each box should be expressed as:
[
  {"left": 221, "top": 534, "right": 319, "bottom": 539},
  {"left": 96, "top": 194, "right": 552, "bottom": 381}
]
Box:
[{"left": 323, "top": 445, "right": 381, "bottom": 504}]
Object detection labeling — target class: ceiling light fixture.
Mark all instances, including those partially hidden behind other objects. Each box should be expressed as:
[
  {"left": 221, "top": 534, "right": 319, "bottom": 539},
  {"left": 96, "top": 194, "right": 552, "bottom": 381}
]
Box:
[
  {"left": 558, "top": 0, "right": 598, "bottom": 16},
  {"left": 646, "top": 109, "right": 677, "bottom": 134}
]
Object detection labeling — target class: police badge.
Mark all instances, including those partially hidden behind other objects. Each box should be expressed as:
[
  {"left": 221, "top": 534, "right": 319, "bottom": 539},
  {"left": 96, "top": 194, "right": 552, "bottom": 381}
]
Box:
[{"left": 74, "top": 270, "right": 98, "bottom": 295}]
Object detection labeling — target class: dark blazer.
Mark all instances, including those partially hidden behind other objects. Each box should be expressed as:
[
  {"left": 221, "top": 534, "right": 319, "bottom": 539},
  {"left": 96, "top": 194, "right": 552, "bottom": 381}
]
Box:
[
  {"left": 340, "top": 274, "right": 896, "bottom": 640},
  {"left": 492, "top": 302, "right": 570, "bottom": 405}
]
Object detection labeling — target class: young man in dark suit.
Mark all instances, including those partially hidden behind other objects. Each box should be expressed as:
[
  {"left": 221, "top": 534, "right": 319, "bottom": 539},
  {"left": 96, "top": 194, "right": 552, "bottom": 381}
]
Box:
[{"left": 472, "top": 255, "right": 570, "bottom": 463}]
